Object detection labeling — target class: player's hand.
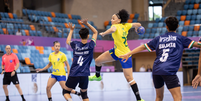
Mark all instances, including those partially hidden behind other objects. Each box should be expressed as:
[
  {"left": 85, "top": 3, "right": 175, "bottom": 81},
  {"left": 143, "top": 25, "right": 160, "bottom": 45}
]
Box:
[
  {"left": 1, "top": 70, "right": 5, "bottom": 75},
  {"left": 11, "top": 71, "right": 15, "bottom": 77},
  {"left": 68, "top": 23, "right": 75, "bottom": 30},
  {"left": 36, "top": 69, "right": 42, "bottom": 73},
  {"left": 119, "top": 54, "right": 129, "bottom": 63},
  {"left": 192, "top": 74, "right": 201, "bottom": 89},
  {"left": 100, "top": 32, "right": 105, "bottom": 37},
  {"left": 80, "top": 19, "right": 88, "bottom": 25}
]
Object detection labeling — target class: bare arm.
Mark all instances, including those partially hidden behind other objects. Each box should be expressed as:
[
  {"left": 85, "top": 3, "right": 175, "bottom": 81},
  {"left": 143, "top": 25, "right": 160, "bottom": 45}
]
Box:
[
  {"left": 131, "top": 23, "right": 141, "bottom": 28},
  {"left": 66, "top": 23, "right": 75, "bottom": 46},
  {"left": 100, "top": 26, "right": 116, "bottom": 37},
  {"left": 81, "top": 19, "right": 98, "bottom": 41},
  {"left": 193, "top": 42, "right": 201, "bottom": 48},
  {"left": 119, "top": 44, "right": 147, "bottom": 62},
  {"left": 36, "top": 62, "right": 52, "bottom": 72},
  {"left": 14, "top": 63, "right": 19, "bottom": 71},
  {"left": 64, "top": 61, "right": 70, "bottom": 76},
  {"left": 198, "top": 49, "right": 201, "bottom": 75},
  {"left": 1, "top": 65, "right": 5, "bottom": 75}
]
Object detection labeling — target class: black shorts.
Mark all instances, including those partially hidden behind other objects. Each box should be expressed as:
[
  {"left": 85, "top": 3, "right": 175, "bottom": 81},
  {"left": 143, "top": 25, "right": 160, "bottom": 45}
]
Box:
[
  {"left": 65, "top": 76, "right": 88, "bottom": 89},
  {"left": 3, "top": 72, "right": 19, "bottom": 85},
  {"left": 153, "top": 75, "right": 180, "bottom": 89}
]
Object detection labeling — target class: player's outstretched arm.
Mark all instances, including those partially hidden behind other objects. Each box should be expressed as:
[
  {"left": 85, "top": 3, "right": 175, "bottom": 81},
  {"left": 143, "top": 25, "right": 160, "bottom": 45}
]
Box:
[
  {"left": 192, "top": 42, "right": 201, "bottom": 48},
  {"left": 119, "top": 44, "right": 146, "bottom": 62},
  {"left": 131, "top": 23, "right": 141, "bottom": 28},
  {"left": 36, "top": 62, "right": 52, "bottom": 72},
  {"left": 64, "top": 60, "right": 70, "bottom": 76},
  {"left": 99, "top": 26, "right": 116, "bottom": 37},
  {"left": 192, "top": 48, "right": 201, "bottom": 89},
  {"left": 66, "top": 23, "right": 75, "bottom": 46},
  {"left": 81, "top": 19, "right": 98, "bottom": 41}
]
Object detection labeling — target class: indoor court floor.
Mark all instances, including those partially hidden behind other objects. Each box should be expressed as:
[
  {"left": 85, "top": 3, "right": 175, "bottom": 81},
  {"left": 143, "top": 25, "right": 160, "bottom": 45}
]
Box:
[{"left": 0, "top": 86, "right": 200, "bottom": 101}]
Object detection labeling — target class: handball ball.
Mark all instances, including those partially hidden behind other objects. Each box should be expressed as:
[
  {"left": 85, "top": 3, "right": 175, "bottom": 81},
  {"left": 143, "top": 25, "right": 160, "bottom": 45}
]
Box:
[{"left": 137, "top": 26, "right": 145, "bottom": 35}]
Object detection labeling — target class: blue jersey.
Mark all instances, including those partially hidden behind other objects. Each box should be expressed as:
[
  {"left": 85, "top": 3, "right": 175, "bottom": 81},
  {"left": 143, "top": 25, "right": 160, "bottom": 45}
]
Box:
[
  {"left": 144, "top": 32, "right": 195, "bottom": 75},
  {"left": 69, "top": 40, "right": 95, "bottom": 77}
]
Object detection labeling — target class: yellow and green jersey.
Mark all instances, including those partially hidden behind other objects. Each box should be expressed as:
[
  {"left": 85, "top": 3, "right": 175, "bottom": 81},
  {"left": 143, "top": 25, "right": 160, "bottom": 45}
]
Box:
[
  {"left": 111, "top": 23, "right": 132, "bottom": 57},
  {"left": 48, "top": 51, "right": 67, "bottom": 76}
]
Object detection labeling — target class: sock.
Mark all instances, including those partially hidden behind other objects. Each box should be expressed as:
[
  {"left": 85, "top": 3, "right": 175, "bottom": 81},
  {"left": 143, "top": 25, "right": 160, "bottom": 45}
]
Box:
[
  {"left": 74, "top": 91, "right": 81, "bottom": 96},
  {"left": 95, "top": 65, "right": 102, "bottom": 77},
  {"left": 6, "top": 96, "right": 9, "bottom": 100},
  {"left": 131, "top": 83, "right": 141, "bottom": 100},
  {"left": 48, "top": 97, "right": 52, "bottom": 101},
  {"left": 21, "top": 95, "right": 25, "bottom": 100}
]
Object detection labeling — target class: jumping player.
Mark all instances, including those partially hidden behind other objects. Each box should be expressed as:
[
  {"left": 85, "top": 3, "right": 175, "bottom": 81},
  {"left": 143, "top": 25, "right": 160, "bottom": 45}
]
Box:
[
  {"left": 63, "top": 19, "right": 97, "bottom": 101},
  {"left": 1, "top": 45, "right": 26, "bottom": 101},
  {"left": 36, "top": 41, "right": 80, "bottom": 101},
  {"left": 119, "top": 17, "right": 201, "bottom": 101},
  {"left": 89, "top": 9, "right": 144, "bottom": 101}
]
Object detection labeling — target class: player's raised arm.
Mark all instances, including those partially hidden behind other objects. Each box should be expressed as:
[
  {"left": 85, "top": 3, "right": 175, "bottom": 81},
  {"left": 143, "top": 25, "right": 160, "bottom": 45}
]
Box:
[
  {"left": 66, "top": 23, "right": 75, "bottom": 46},
  {"left": 119, "top": 44, "right": 147, "bottom": 62},
  {"left": 131, "top": 23, "right": 141, "bottom": 29},
  {"left": 81, "top": 19, "right": 98, "bottom": 41},
  {"left": 99, "top": 26, "right": 117, "bottom": 37}
]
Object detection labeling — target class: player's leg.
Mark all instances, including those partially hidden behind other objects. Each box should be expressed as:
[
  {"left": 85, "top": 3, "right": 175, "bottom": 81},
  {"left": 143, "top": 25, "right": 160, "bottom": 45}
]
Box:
[
  {"left": 155, "top": 86, "right": 164, "bottom": 101},
  {"left": 79, "top": 76, "right": 89, "bottom": 101},
  {"left": 89, "top": 50, "right": 115, "bottom": 81},
  {"left": 46, "top": 75, "right": 57, "bottom": 101},
  {"left": 80, "top": 89, "right": 89, "bottom": 101},
  {"left": 63, "top": 76, "right": 79, "bottom": 101},
  {"left": 153, "top": 75, "right": 165, "bottom": 101},
  {"left": 123, "top": 68, "right": 143, "bottom": 101},
  {"left": 163, "top": 75, "right": 182, "bottom": 101},
  {"left": 59, "top": 81, "right": 80, "bottom": 96}
]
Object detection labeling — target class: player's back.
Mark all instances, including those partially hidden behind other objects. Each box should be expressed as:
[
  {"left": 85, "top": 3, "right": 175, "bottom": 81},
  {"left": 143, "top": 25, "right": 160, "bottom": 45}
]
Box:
[
  {"left": 146, "top": 32, "right": 194, "bottom": 75},
  {"left": 69, "top": 40, "right": 95, "bottom": 77}
]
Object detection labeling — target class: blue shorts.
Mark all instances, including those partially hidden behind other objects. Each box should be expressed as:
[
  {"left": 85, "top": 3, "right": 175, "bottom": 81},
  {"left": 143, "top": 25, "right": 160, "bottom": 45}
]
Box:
[
  {"left": 50, "top": 74, "right": 66, "bottom": 81},
  {"left": 109, "top": 48, "right": 132, "bottom": 69}
]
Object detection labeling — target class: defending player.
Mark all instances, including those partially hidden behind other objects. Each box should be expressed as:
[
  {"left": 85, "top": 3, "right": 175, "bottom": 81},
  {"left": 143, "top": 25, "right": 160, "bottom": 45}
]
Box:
[
  {"left": 119, "top": 17, "right": 201, "bottom": 101},
  {"left": 63, "top": 19, "right": 97, "bottom": 101},
  {"left": 192, "top": 39, "right": 201, "bottom": 89},
  {"left": 36, "top": 41, "right": 80, "bottom": 101},
  {"left": 1, "top": 45, "right": 26, "bottom": 101},
  {"left": 89, "top": 9, "right": 144, "bottom": 101}
]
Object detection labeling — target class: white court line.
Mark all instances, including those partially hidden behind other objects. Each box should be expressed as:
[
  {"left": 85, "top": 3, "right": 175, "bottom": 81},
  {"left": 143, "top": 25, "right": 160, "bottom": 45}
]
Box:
[{"left": 181, "top": 91, "right": 201, "bottom": 94}]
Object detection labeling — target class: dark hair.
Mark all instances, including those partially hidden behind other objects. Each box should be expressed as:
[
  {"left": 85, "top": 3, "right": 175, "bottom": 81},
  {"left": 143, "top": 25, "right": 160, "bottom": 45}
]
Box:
[
  {"left": 79, "top": 28, "right": 89, "bottom": 39},
  {"left": 117, "top": 9, "right": 129, "bottom": 23},
  {"left": 165, "top": 17, "right": 179, "bottom": 31},
  {"left": 53, "top": 41, "right": 60, "bottom": 45}
]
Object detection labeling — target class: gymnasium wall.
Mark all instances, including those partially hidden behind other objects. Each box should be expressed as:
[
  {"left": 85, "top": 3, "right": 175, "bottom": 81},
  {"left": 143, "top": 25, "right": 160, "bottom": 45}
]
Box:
[
  {"left": 23, "top": 0, "right": 61, "bottom": 13},
  {"left": 62, "top": 0, "right": 132, "bottom": 29}
]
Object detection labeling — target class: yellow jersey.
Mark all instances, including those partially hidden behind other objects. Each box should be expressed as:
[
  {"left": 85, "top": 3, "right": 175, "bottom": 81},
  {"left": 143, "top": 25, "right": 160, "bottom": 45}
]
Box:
[
  {"left": 111, "top": 23, "right": 132, "bottom": 57},
  {"left": 48, "top": 51, "right": 67, "bottom": 76}
]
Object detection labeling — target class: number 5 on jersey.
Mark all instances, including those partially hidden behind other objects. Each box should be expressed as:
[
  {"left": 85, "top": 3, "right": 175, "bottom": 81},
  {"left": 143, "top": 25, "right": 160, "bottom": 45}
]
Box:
[
  {"left": 77, "top": 56, "right": 84, "bottom": 66},
  {"left": 160, "top": 49, "right": 170, "bottom": 62}
]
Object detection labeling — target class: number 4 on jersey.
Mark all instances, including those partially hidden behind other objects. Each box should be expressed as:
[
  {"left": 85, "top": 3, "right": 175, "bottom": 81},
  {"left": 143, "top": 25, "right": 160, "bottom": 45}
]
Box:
[
  {"left": 77, "top": 56, "right": 84, "bottom": 66},
  {"left": 160, "top": 49, "right": 170, "bottom": 62}
]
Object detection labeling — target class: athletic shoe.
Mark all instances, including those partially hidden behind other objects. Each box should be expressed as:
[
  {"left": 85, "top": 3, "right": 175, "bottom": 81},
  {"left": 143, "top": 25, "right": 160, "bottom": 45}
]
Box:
[
  {"left": 89, "top": 75, "right": 102, "bottom": 81},
  {"left": 138, "top": 99, "right": 145, "bottom": 101}
]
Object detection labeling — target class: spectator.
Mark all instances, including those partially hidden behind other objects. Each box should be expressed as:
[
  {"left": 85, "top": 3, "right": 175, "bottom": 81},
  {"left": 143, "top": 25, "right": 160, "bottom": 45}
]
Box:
[
  {"left": 146, "top": 64, "right": 152, "bottom": 72},
  {"left": 4, "top": 0, "right": 10, "bottom": 13},
  {"left": 139, "top": 64, "right": 146, "bottom": 72},
  {"left": 16, "top": 29, "right": 22, "bottom": 36}
]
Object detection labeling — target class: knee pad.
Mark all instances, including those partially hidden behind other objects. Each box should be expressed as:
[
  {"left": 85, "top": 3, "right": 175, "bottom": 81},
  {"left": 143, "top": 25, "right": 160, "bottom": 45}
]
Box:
[
  {"left": 80, "top": 91, "right": 88, "bottom": 99},
  {"left": 62, "top": 89, "right": 71, "bottom": 95}
]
